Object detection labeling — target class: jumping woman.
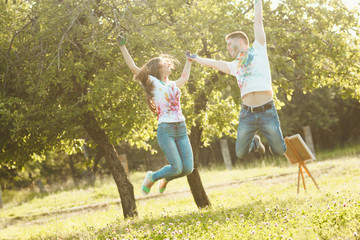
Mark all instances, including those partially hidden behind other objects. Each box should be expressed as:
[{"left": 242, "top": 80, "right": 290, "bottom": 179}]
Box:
[{"left": 117, "top": 34, "right": 194, "bottom": 195}]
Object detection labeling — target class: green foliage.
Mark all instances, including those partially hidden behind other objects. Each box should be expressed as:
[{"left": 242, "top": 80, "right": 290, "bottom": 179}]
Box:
[
  {"left": 268, "top": 0, "right": 360, "bottom": 99},
  {"left": 0, "top": 0, "right": 359, "bottom": 173},
  {"left": 277, "top": 87, "right": 360, "bottom": 149},
  {"left": 0, "top": 0, "right": 155, "bottom": 170}
]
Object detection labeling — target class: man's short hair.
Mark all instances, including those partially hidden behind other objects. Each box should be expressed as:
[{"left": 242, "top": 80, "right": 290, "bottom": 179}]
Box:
[{"left": 225, "top": 31, "right": 249, "bottom": 46}]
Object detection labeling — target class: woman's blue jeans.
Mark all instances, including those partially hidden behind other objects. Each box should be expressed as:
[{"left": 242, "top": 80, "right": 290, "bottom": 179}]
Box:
[
  {"left": 152, "top": 121, "right": 194, "bottom": 182},
  {"left": 236, "top": 102, "right": 286, "bottom": 158}
]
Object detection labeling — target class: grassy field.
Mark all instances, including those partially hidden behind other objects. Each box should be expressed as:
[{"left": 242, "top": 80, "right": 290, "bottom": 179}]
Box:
[{"left": 1, "top": 152, "right": 359, "bottom": 239}]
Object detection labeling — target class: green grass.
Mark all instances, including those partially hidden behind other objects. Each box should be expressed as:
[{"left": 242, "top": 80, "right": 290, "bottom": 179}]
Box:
[
  {"left": 1, "top": 155, "right": 360, "bottom": 239},
  {"left": 3, "top": 141, "right": 360, "bottom": 210}
]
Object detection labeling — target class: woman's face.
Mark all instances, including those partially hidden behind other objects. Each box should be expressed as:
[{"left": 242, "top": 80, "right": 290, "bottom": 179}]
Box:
[{"left": 159, "top": 60, "right": 173, "bottom": 78}]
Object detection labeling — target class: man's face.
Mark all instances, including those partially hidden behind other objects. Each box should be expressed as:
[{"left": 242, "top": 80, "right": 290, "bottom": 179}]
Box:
[{"left": 226, "top": 38, "right": 247, "bottom": 58}]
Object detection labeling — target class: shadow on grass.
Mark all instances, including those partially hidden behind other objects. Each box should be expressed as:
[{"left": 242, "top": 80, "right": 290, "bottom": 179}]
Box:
[{"left": 76, "top": 195, "right": 308, "bottom": 240}]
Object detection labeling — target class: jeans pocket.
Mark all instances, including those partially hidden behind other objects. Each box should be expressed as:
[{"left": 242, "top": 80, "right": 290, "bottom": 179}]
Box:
[
  {"left": 157, "top": 123, "right": 170, "bottom": 136},
  {"left": 264, "top": 107, "right": 277, "bottom": 119},
  {"left": 178, "top": 122, "right": 188, "bottom": 136}
]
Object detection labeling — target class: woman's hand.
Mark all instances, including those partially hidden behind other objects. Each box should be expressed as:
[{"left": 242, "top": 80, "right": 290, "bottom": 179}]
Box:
[{"left": 117, "top": 32, "right": 127, "bottom": 46}]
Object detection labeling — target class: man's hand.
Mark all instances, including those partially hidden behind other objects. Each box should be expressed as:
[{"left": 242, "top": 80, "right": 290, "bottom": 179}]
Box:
[{"left": 117, "top": 32, "right": 127, "bottom": 46}]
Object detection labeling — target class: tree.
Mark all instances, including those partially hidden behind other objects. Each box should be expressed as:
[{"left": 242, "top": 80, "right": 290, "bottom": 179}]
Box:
[
  {"left": 267, "top": 0, "right": 360, "bottom": 100},
  {"left": 1, "top": 0, "right": 358, "bottom": 216},
  {"left": 0, "top": 0, "right": 156, "bottom": 218}
]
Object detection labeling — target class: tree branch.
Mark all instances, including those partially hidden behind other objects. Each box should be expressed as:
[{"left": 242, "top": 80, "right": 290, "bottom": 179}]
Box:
[{"left": 7, "top": 16, "right": 35, "bottom": 55}]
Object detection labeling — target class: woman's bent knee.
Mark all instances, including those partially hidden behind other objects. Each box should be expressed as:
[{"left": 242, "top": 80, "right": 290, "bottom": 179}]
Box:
[
  {"left": 170, "top": 165, "right": 183, "bottom": 176},
  {"left": 183, "top": 167, "right": 193, "bottom": 176}
]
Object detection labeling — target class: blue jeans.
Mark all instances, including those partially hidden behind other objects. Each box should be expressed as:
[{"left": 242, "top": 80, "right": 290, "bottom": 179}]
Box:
[
  {"left": 152, "top": 121, "right": 194, "bottom": 182},
  {"left": 236, "top": 101, "right": 286, "bottom": 158}
]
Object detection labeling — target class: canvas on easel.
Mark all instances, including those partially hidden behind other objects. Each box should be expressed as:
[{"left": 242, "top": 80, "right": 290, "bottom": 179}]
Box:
[{"left": 284, "top": 134, "right": 320, "bottom": 193}]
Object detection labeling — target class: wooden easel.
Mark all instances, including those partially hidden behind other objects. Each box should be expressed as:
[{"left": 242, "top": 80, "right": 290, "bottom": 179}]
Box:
[{"left": 284, "top": 134, "right": 320, "bottom": 193}]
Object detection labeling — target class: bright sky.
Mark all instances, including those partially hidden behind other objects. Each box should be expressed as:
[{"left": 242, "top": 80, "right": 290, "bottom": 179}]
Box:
[
  {"left": 271, "top": 0, "right": 359, "bottom": 9},
  {"left": 342, "top": 0, "right": 360, "bottom": 8}
]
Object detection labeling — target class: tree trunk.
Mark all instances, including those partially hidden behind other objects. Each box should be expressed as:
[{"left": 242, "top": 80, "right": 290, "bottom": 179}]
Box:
[
  {"left": 187, "top": 122, "right": 211, "bottom": 208},
  {"left": 82, "top": 143, "right": 99, "bottom": 186},
  {"left": 82, "top": 112, "right": 137, "bottom": 218},
  {"left": 84, "top": 167, "right": 95, "bottom": 186},
  {"left": 35, "top": 179, "right": 47, "bottom": 193},
  {"left": 0, "top": 186, "right": 3, "bottom": 208},
  {"left": 185, "top": 72, "right": 217, "bottom": 209},
  {"left": 68, "top": 154, "right": 79, "bottom": 187},
  {"left": 91, "top": 146, "right": 103, "bottom": 178},
  {"left": 84, "top": 143, "right": 103, "bottom": 185}
]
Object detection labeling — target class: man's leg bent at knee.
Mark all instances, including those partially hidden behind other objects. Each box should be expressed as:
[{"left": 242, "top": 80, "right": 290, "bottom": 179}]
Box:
[
  {"left": 259, "top": 108, "right": 286, "bottom": 156},
  {"left": 235, "top": 123, "right": 257, "bottom": 159}
]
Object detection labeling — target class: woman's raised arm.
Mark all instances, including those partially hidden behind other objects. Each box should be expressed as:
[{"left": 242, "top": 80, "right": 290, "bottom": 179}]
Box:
[{"left": 118, "top": 34, "right": 141, "bottom": 76}]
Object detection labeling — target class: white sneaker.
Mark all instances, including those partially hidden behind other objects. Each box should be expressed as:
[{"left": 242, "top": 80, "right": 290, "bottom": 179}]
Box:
[{"left": 254, "top": 135, "right": 265, "bottom": 154}]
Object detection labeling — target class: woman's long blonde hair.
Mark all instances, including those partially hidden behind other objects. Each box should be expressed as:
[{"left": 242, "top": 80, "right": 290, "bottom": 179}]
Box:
[{"left": 135, "top": 54, "right": 178, "bottom": 114}]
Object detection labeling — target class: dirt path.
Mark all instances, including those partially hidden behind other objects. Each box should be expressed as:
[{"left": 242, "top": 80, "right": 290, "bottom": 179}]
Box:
[{"left": 1, "top": 165, "right": 336, "bottom": 229}]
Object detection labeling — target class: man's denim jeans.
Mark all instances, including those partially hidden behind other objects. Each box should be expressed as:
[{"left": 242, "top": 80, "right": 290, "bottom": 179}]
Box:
[
  {"left": 236, "top": 102, "right": 286, "bottom": 158},
  {"left": 152, "top": 121, "right": 194, "bottom": 182}
]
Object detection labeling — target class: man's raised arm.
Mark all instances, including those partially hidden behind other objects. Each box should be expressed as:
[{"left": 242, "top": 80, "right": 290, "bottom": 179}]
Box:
[{"left": 254, "top": 0, "right": 266, "bottom": 45}]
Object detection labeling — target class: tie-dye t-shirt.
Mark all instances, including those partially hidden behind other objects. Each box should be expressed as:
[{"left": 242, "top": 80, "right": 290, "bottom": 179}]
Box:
[
  {"left": 149, "top": 75, "right": 185, "bottom": 124},
  {"left": 226, "top": 40, "right": 272, "bottom": 98}
]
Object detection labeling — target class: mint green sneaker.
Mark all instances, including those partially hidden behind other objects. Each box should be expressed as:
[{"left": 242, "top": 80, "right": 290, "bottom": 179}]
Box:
[
  {"left": 158, "top": 178, "right": 168, "bottom": 194},
  {"left": 141, "top": 171, "right": 154, "bottom": 195}
]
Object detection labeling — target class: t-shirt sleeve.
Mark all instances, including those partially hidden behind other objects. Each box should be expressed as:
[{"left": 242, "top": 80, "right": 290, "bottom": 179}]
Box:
[{"left": 226, "top": 60, "right": 239, "bottom": 77}]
